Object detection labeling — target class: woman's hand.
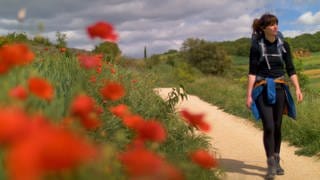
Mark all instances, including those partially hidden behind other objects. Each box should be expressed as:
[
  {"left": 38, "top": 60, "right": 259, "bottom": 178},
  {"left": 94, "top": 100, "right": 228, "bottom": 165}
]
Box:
[
  {"left": 246, "top": 74, "right": 256, "bottom": 110},
  {"left": 290, "top": 74, "right": 303, "bottom": 103},
  {"left": 246, "top": 96, "right": 253, "bottom": 109},
  {"left": 296, "top": 89, "right": 303, "bottom": 103}
]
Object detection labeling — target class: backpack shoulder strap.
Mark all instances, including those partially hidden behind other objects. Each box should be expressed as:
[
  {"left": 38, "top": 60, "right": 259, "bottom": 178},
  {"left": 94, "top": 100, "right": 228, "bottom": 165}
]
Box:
[
  {"left": 254, "top": 31, "right": 287, "bottom": 70},
  {"left": 277, "top": 31, "right": 287, "bottom": 53},
  {"left": 258, "top": 38, "right": 271, "bottom": 70},
  {"left": 276, "top": 33, "right": 286, "bottom": 66}
]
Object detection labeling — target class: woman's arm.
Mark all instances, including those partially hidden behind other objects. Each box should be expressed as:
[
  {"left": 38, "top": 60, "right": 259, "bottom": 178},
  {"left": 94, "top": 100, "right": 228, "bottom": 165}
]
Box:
[
  {"left": 283, "top": 42, "right": 296, "bottom": 76},
  {"left": 290, "top": 74, "right": 303, "bottom": 102},
  {"left": 249, "top": 44, "right": 260, "bottom": 75},
  {"left": 246, "top": 74, "right": 256, "bottom": 109},
  {"left": 283, "top": 42, "right": 303, "bottom": 102},
  {"left": 247, "top": 44, "right": 260, "bottom": 109}
]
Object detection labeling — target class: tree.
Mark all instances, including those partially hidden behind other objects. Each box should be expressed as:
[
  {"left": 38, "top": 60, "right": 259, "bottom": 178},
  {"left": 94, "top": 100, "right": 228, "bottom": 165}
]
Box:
[
  {"left": 234, "top": 38, "right": 250, "bottom": 56},
  {"left": 55, "top": 31, "right": 67, "bottom": 48},
  {"left": 92, "top": 41, "right": 121, "bottom": 62},
  {"left": 181, "top": 38, "right": 231, "bottom": 75},
  {"left": 144, "top": 46, "right": 147, "bottom": 60},
  {"left": 33, "top": 35, "right": 52, "bottom": 46}
]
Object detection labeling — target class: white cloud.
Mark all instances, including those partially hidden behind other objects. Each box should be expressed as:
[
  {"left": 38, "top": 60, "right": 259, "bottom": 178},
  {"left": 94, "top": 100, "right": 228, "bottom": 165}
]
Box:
[
  {"left": 282, "top": 30, "right": 306, "bottom": 37},
  {"left": 74, "top": 44, "right": 94, "bottom": 51},
  {"left": 0, "top": 28, "right": 10, "bottom": 34},
  {"left": 0, "top": 18, "right": 18, "bottom": 25},
  {"left": 0, "top": 0, "right": 267, "bottom": 57},
  {"left": 283, "top": 27, "right": 320, "bottom": 38},
  {"left": 0, "top": 0, "right": 319, "bottom": 58},
  {"left": 117, "top": 12, "right": 254, "bottom": 57},
  {"left": 297, "top": 11, "right": 320, "bottom": 25}
]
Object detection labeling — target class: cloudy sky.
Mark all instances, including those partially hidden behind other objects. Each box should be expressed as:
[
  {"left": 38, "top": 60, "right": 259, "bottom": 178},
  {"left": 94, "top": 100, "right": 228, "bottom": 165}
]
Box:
[{"left": 1, "top": 0, "right": 320, "bottom": 58}]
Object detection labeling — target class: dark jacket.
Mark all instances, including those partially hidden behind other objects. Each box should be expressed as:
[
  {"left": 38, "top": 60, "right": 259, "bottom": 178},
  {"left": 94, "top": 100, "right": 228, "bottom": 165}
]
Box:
[{"left": 249, "top": 37, "right": 296, "bottom": 78}]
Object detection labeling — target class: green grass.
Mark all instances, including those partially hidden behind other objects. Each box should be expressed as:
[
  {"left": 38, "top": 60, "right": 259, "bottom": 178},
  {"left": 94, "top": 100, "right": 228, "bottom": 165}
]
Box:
[
  {"left": 0, "top": 44, "right": 222, "bottom": 179},
  {"left": 297, "top": 52, "right": 320, "bottom": 69},
  {"left": 297, "top": 52, "right": 320, "bottom": 90},
  {"left": 230, "top": 55, "right": 248, "bottom": 66}
]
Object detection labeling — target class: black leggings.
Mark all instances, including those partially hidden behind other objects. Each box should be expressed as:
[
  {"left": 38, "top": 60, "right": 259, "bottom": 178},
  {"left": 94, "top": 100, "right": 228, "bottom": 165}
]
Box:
[{"left": 256, "top": 85, "right": 286, "bottom": 158}]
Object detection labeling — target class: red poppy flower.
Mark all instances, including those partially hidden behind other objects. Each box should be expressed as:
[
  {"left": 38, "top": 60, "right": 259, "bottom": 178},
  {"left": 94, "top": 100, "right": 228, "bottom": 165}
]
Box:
[
  {"left": 136, "top": 120, "right": 166, "bottom": 143},
  {"left": 0, "top": 43, "right": 34, "bottom": 65},
  {"left": 109, "top": 104, "right": 131, "bottom": 118},
  {"left": 38, "top": 128, "right": 98, "bottom": 170},
  {"left": 126, "top": 138, "right": 145, "bottom": 150},
  {"left": 96, "top": 53, "right": 103, "bottom": 58},
  {"left": 96, "top": 66, "right": 102, "bottom": 74},
  {"left": 87, "top": 21, "right": 118, "bottom": 42},
  {"left": 0, "top": 43, "right": 34, "bottom": 74},
  {"left": 118, "top": 146, "right": 183, "bottom": 180},
  {"left": 180, "top": 110, "right": 210, "bottom": 132},
  {"left": 110, "top": 67, "right": 116, "bottom": 74},
  {"left": 0, "top": 62, "right": 10, "bottom": 74},
  {"left": 89, "top": 75, "right": 97, "bottom": 83},
  {"left": 189, "top": 149, "right": 217, "bottom": 169},
  {"left": 122, "top": 115, "right": 144, "bottom": 130},
  {"left": 95, "top": 106, "right": 104, "bottom": 115},
  {"left": 60, "top": 117, "right": 74, "bottom": 128},
  {"left": 60, "top": 47, "right": 67, "bottom": 53},
  {"left": 9, "top": 85, "right": 28, "bottom": 100},
  {"left": 100, "top": 81, "right": 125, "bottom": 101},
  {"left": 78, "top": 115, "right": 101, "bottom": 130},
  {"left": 28, "top": 77, "right": 54, "bottom": 101},
  {"left": 70, "top": 95, "right": 101, "bottom": 130},
  {"left": 77, "top": 54, "right": 102, "bottom": 69},
  {"left": 6, "top": 139, "right": 40, "bottom": 180},
  {"left": 0, "top": 107, "right": 29, "bottom": 145},
  {"left": 6, "top": 124, "right": 98, "bottom": 180},
  {"left": 70, "top": 94, "right": 96, "bottom": 118}
]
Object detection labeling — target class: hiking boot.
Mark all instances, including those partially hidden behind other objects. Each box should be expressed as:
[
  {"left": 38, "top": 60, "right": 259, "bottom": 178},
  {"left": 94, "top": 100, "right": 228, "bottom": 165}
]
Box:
[
  {"left": 274, "top": 154, "right": 284, "bottom": 175},
  {"left": 265, "top": 157, "right": 276, "bottom": 180}
]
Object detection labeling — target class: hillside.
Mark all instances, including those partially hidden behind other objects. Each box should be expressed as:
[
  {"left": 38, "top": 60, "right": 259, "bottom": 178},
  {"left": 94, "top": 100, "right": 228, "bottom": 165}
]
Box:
[{"left": 212, "top": 31, "right": 320, "bottom": 57}]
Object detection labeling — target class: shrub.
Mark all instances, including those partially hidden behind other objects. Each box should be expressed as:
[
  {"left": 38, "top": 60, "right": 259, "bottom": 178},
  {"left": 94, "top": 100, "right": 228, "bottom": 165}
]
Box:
[
  {"left": 33, "top": 35, "right": 52, "bottom": 46},
  {"left": 181, "top": 38, "right": 231, "bottom": 75},
  {"left": 92, "top": 41, "right": 121, "bottom": 63}
]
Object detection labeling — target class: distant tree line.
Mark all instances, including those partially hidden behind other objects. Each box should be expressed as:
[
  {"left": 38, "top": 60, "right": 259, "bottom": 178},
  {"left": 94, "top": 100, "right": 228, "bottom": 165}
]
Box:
[
  {"left": 213, "top": 31, "right": 320, "bottom": 56},
  {"left": 0, "top": 32, "right": 121, "bottom": 62},
  {"left": 146, "top": 38, "right": 232, "bottom": 76},
  {"left": 146, "top": 31, "right": 320, "bottom": 76}
]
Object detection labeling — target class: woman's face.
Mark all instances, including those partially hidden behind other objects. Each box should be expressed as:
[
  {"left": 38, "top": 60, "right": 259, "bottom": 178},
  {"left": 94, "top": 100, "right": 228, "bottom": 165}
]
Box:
[{"left": 263, "top": 23, "right": 278, "bottom": 37}]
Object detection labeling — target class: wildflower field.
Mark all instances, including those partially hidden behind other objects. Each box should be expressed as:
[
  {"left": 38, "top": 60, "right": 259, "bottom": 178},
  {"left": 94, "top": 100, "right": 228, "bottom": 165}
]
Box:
[{"left": 0, "top": 22, "right": 220, "bottom": 180}]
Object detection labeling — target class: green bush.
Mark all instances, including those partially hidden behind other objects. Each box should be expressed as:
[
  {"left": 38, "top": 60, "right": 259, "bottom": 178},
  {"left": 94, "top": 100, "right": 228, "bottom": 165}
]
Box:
[
  {"left": 33, "top": 35, "right": 52, "bottom": 46},
  {"left": 181, "top": 38, "right": 232, "bottom": 75},
  {"left": 92, "top": 41, "right": 121, "bottom": 62}
]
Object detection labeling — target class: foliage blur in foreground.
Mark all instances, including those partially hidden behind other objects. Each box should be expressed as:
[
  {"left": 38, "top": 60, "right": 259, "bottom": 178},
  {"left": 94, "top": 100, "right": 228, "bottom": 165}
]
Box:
[{"left": 0, "top": 20, "right": 221, "bottom": 180}]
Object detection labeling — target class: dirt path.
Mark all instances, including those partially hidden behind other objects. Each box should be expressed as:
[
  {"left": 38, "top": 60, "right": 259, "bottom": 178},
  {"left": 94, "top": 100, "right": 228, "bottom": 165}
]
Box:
[{"left": 155, "top": 88, "right": 320, "bottom": 180}]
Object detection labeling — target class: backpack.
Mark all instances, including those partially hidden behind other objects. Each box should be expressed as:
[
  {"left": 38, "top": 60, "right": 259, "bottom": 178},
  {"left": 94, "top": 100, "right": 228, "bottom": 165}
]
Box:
[{"left": 251, "top": 31, "right": 287, "bottom": 70}]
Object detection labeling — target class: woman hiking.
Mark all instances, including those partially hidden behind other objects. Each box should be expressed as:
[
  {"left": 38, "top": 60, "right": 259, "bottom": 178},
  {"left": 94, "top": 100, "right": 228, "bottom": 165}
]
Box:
[{"left": 246, "top": 13, "right": 303, "bottom": 179}]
